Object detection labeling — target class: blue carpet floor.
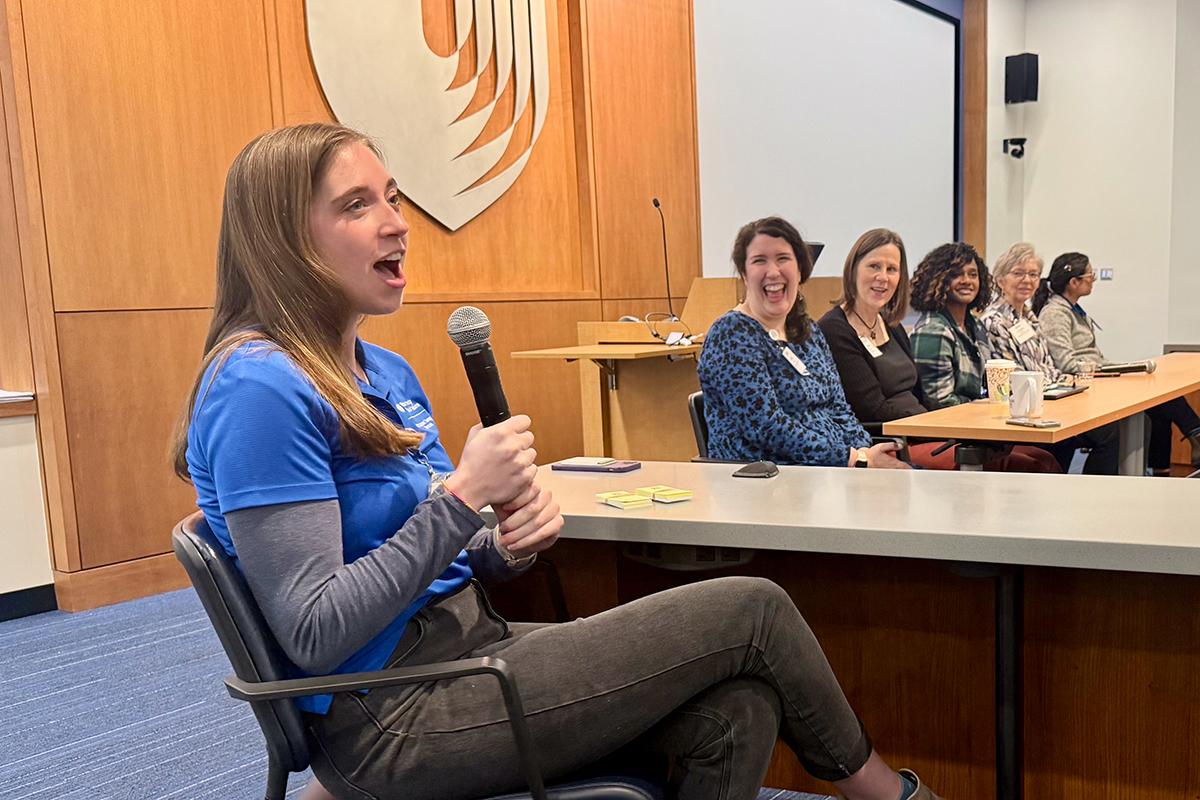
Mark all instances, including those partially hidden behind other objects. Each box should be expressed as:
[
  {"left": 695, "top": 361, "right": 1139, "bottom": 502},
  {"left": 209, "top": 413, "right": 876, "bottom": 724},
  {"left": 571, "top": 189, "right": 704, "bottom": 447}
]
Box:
[{"left": 0, "top": 590, "right": 831, "bottom": 799}]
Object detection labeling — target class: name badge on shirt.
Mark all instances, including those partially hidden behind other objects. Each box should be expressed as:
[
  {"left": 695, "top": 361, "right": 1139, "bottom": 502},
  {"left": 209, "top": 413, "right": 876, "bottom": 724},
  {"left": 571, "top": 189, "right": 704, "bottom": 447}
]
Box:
[
  {"left": 860, "top": 336, "right": 883, "bottom": 358},
  {"left": 1010, "top": 319, "right": 1036, "bottom": 345},
  {"left": 782, "top": 348, "right": 810, "bottom": 376}
]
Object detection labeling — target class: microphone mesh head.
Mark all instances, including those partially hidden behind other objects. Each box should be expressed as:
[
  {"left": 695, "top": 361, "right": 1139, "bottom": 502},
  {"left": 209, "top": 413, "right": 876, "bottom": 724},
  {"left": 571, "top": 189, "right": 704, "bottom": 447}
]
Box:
[{"left": 447, "top": 306, "right": 492, "bottom": 348}]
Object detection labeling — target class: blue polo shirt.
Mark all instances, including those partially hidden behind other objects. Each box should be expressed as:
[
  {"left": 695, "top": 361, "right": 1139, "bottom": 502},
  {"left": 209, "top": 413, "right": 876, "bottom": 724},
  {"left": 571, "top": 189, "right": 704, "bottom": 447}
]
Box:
[{"left": 186, "top": 338, "right": 472, "bottom": 713}]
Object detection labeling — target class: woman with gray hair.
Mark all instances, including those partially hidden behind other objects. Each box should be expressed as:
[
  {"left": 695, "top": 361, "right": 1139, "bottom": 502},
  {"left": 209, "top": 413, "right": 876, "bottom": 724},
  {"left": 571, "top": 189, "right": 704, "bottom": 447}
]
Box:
[{"left": 980, "top": 242, "right": 1119, "bottom": 474}]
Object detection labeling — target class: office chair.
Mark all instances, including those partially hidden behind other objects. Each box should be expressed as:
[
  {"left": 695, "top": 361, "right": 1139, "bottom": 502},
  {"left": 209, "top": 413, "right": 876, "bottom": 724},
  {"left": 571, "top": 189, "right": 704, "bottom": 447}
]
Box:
[
  {"left": 684, "top": 393, "right": 744, "bottom": 465},
  {"left": 172, "top": 512, "right": 663, "bottom": 800},
  {"left": 687, "top": 391, "right": 708, "bottom": 458}
]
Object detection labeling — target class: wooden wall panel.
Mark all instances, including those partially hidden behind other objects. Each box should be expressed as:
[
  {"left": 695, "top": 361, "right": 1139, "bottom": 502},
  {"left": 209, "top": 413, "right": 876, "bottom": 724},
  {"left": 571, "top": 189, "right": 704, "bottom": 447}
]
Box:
[
  {"left": 1, "top": 0, "right": 82, "bottom": 572},
  {"left": 1025, "top": 568, "right": 1200, "bottom": 798},
  {"left": 275, "top": 0, "right": 597, "bottom": 302},
  {"left": 0, "top": 61, "right": 31, "bottom": 390},
  {"left": 22, "top": 1, "right": 274, "bottom": 312},
  {"left": 56, "top": 310, "right": 210, "bottom": 568},
  {"left": 963, "top": 0, "right": 988, "bottom": 253},
  {"left": 361, "top": 299, "right": 602, "bottom": 464},
  {"left": 585, "top": 0, "right": 702, "bottom": 300}
]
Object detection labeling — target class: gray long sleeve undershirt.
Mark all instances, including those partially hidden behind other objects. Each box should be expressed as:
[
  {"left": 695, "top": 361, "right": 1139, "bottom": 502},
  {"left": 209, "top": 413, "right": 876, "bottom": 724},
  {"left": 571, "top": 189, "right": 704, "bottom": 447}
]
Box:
[{"left": 225, "top": 495, "right": 528, "bottom": 675}]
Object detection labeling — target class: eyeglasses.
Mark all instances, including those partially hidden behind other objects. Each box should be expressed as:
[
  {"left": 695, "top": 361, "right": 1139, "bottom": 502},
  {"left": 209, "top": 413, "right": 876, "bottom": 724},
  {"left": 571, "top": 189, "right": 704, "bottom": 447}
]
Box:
[
  {"left": 1077, "top": 271, "right": 1096, "bottom": 282},
  {"left": 1009, "top": 270, "right": 1041, "bottom": 282}
]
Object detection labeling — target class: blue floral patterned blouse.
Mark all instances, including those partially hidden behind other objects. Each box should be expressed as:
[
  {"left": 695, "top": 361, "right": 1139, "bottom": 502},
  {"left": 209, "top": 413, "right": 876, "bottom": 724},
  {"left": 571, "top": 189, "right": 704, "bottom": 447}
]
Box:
[{"left": 698, "top": 311, "right": 870, "bottom": 466}]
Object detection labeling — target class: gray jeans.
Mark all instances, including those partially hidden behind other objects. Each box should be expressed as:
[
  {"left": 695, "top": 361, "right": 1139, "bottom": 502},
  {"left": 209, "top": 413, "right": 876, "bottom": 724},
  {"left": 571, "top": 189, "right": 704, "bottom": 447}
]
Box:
[{"left": 308, "top": 576, "right": 872, "bottom": 800}]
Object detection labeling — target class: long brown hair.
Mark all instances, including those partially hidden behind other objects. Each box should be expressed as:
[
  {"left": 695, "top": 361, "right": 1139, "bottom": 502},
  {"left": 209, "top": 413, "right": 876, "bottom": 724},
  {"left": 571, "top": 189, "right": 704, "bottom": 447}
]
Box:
[
  {"left": 838, "top": 228, "right": 910, "bottom": 325},
  {"left": 171, "top": 123, "right": 422, "bottom": 480},
  {"left": 731, "top": 216, "right": 815, "bottom": 344}
]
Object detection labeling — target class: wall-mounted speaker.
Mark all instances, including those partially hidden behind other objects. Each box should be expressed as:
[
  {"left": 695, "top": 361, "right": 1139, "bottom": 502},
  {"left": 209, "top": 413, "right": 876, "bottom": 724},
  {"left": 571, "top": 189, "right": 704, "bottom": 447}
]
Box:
[{"left": 1005, "top": 53, "right": 1038, "bottom": 104}]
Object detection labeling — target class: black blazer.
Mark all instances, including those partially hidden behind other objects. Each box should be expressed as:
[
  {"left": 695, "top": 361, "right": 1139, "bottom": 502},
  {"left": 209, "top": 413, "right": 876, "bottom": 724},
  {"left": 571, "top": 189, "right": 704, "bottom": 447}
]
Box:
[{"left": 816, "top": 306, "right": 930, "bottom": 424}]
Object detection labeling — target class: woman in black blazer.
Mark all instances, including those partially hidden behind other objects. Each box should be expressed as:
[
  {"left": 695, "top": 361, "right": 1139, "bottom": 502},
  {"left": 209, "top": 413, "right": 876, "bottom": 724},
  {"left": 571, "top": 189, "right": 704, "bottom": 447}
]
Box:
[{"left": 817, "top": 229, "right": 1059, "bottom": 472}]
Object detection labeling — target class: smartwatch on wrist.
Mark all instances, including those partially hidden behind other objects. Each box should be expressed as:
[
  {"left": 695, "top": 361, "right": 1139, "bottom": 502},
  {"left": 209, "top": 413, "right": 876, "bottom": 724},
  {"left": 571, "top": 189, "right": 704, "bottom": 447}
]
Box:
[{"left": 854, "top": 448, "right": 869, "bottom": 468}]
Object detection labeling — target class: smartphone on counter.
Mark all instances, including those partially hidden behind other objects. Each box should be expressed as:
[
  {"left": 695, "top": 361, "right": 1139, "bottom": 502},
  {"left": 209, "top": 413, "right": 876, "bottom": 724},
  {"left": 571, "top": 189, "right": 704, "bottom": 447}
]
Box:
[{"left": 551, "top": 458, "right": 642, "bottom": 473}]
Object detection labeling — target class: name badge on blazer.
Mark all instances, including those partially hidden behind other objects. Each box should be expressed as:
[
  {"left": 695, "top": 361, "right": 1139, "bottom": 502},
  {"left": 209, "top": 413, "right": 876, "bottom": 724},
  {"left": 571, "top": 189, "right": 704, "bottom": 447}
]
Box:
[
  {"left": 860, "top": 336, "right": 883, "bottom": 358},
  {"left": 1009, "top": 319, "right": 1036, "bottom": 345}
]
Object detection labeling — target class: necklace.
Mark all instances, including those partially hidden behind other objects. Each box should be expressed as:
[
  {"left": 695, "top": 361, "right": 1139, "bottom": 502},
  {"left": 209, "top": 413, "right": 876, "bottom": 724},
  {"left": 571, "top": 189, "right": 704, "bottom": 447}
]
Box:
[{"left": 850, "top": 307, "right": 881, "bottom": 341}]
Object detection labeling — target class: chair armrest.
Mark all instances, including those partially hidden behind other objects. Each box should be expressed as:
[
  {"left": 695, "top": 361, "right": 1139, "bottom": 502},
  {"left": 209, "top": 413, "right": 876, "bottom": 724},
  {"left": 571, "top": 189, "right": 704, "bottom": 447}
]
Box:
[
  {"left": 225, "top": 656, "right": 548, "bottom": 800},
  {"left": 224, "top": 656, "right": 512, "bottom": 701}
]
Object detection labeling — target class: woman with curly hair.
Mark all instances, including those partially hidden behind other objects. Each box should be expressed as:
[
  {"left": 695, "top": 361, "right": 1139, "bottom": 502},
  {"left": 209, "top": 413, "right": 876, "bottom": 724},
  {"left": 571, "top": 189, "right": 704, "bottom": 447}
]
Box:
[
  {"left": 899, "top": 243, "right": 1059, "bottom": 471},
  {"left": 909, "top": 243, "right": 993, "bottom": 407}
]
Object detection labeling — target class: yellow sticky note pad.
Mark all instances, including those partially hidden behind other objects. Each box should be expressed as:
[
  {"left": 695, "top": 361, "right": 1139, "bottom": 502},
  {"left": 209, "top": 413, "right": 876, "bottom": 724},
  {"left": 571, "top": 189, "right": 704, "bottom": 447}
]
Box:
[
  {"left": 595, "top": 491, "right": 636, "bottom": 502},
  {"left": 634, "top": 485, "right": 693, "bottom": 503}
]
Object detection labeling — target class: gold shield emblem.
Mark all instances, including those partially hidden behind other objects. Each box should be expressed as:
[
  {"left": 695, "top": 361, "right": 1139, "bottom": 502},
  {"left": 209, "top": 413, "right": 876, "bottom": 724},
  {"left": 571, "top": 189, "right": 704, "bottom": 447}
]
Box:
[{"left": 306, "top": 0, "right": 551, "bottom": 231}]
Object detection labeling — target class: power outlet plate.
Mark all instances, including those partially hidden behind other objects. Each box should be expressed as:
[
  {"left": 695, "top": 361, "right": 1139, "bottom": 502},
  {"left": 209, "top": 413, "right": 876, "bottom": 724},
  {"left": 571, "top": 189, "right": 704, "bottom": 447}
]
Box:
[{"left": 1098, "top": 268, "right": 1114, "bottom": 281}]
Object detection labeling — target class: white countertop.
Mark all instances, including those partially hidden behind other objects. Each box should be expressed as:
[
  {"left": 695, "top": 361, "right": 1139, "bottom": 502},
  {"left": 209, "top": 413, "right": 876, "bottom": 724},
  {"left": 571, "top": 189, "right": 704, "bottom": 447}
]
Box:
[{"left": 523, "top": 461, "right": 1200, "bottom": 575}]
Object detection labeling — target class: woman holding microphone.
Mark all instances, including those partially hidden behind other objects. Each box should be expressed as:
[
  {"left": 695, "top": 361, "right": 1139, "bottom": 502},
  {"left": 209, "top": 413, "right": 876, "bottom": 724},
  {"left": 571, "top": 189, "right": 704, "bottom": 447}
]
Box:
[{"left": 173, "top": 125, "right": 940, "bottom": 800}]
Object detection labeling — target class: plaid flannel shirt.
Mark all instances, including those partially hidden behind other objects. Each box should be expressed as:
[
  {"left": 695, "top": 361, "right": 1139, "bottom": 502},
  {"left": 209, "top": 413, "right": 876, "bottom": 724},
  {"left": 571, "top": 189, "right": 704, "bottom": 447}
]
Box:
[{"left": 910, "top": 310, "right": 990, "bottom": 407}]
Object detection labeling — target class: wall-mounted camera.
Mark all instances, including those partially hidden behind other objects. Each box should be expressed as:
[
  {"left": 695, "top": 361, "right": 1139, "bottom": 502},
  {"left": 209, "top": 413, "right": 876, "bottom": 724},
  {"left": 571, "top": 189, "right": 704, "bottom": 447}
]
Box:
[{"left": 1003, "top": 137, "right": 1027, "bottom": 159}]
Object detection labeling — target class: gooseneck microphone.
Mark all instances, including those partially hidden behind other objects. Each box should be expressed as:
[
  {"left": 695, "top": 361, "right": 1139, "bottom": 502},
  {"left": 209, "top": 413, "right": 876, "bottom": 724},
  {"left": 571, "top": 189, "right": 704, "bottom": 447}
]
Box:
[
  {"left": 652, "top": 197, "right": 677, "bottom": 320},
  {"left": 446, "top": 306, "right": 511, "bottom": 427}
]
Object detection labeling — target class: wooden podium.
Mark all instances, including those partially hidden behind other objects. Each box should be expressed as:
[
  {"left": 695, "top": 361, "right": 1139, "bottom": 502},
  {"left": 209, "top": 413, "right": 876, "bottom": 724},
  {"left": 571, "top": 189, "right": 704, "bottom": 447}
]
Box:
[
  {"left": 512, "top": 278, "right": 737, "bottom": 460},
  {"left": 513, "top": 276, "right": 844, "bottom": 461}
]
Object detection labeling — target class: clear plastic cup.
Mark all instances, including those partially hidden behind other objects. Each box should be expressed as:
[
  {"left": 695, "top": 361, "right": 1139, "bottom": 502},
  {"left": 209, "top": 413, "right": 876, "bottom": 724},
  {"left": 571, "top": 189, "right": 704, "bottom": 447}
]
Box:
[
  {"left": 985, "top": 359, "right": 1017, "bottom": 416},
  {"left": 1075, "top": 359, "right": 1096, "bottom": 387}
]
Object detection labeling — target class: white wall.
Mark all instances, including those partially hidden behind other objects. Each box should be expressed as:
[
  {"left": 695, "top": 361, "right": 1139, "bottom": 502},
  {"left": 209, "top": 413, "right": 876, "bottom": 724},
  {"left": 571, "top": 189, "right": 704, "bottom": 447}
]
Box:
[
  {"left": 1168, "top": 0, "right": 1200, "bottom": 344},
  {"left": 1022, "top": 0, "right": 1177, "bottom": 362},
  {"left": 985, "top": 0, "right": 1026, "bottom": 262},
  {"left": 988, "top": 0, "right": 1195, "bottom": 360}
]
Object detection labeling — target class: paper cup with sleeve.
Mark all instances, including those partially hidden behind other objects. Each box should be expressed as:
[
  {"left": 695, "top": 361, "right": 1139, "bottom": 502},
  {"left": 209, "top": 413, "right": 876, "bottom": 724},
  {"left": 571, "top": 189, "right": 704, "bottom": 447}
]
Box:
[
  {"left": 985, "top": 359, "right": 1017, "bottom": 416},
  {"left": 1009, "top": 371, "right": 1044, "bottom": 419}
]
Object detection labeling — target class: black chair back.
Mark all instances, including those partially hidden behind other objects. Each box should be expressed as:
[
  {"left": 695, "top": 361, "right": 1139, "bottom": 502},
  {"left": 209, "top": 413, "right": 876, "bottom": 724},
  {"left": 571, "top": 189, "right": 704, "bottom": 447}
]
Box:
[
  {"left": 173, "top": 513, "right": 668, "bottom": 800},
  {"left": 687, "top": 391, "right": 708, "bottom": 458},
  {"left": 172, "top": 513, "right": 311, "bottom": 776}
]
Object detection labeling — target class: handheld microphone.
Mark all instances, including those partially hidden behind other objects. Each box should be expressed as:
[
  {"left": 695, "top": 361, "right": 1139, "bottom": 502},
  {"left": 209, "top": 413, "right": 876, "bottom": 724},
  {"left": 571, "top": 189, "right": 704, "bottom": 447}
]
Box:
[
  {"left": 651, "top": 197, "right": 677, "bottom": 320},
  {"left": 446, "top": 306, "right": 511, "bottom": 427},
  {"left": 1096, "top": 359, "right": 1157, "bottom": 375}
]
